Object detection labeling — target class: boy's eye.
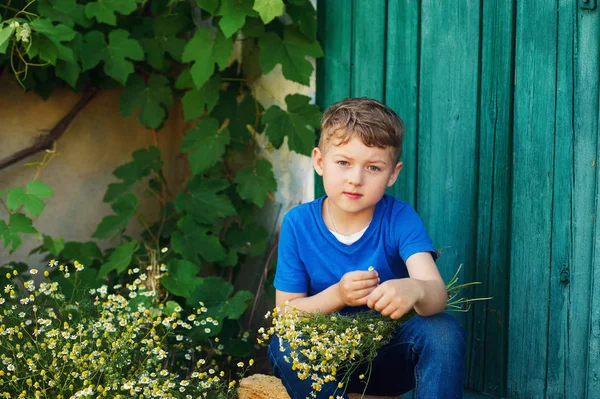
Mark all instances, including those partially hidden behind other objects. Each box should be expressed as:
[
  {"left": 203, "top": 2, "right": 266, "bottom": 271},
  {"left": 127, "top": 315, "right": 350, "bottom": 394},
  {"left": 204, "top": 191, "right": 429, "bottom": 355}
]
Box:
[
  {"left": 367, "top": 165, "right": 381, "bottom": 172},
  {"left": 336, "top": 160, "right": 349, "bottom": 166}
]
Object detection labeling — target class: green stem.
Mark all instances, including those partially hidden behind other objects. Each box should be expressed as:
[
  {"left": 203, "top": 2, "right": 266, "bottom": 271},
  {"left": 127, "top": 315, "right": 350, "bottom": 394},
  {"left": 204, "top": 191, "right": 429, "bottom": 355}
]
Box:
[
  {"left": 361, "top": 361, "right": 373, "bottom": 399},
  {"left": 13, "top": 0, "right": 37, "bottom": 19}
]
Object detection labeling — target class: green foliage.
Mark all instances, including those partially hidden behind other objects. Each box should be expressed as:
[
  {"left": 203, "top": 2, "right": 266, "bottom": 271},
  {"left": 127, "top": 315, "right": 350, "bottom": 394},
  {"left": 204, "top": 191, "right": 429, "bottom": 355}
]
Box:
[
  {"left": 235, "top": 159, "right": 277, "bottom": 207},
  {"left": 98, "top": 239, "right": 139, "bottom": 277},
  {"left": 81, "top": 29, "right": 144, "bottom": 85},
  {"left": 253, "top": 0, "right": 285, "bottom": 24},
  {"left": 119, "top": 74, "right": 173, "bottom": 128},
  {"left": 181, "top": 28, "right": 233, "bottom": 90},
  {"left": 5, "top": 181, "right": 53, "bottom": 216},
  {"left": 259, "top": 26, "right": 323, "bottom": 85},
  {"left": 0, "top": 0, "right": 323, "bottom": 382},
  {"left": 263, "top": 93, "right": 321, "bottom": 155}
]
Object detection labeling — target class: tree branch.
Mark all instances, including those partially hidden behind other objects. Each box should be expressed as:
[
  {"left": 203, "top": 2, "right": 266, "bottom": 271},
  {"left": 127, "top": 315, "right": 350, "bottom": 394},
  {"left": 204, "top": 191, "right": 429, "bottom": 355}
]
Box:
[{"left": 0, "top": 87, "right": 99, "bottom": 171}]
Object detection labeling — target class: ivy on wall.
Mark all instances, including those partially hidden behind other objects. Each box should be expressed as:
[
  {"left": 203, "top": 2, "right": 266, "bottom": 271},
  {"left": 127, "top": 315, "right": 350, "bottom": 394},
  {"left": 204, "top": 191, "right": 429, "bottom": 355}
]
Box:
[{"left": 0, "top": 0, "right": 323, "bottom": 364}]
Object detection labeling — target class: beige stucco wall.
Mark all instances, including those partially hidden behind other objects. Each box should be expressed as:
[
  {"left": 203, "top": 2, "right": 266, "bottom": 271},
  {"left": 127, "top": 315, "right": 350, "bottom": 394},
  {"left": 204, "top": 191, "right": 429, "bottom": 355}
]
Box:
[
  {"left": 0, "top": 74, "right": 189, "bottom": 265},
  {"left": 0, "top": 61, "right": 315, "bottom": 267}
]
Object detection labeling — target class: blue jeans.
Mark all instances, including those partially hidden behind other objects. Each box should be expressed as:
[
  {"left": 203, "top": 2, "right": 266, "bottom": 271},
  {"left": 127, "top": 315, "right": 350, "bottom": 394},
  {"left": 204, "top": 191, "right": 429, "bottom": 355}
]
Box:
[{"left": 268, "top": 312, "right": 466, "bottom": 399}]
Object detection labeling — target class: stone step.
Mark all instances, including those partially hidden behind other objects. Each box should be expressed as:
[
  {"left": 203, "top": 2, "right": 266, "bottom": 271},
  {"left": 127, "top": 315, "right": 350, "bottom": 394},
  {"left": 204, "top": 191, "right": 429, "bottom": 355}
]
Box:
[{"left": 238, "top": 374, "right": 402, "bottom": 399}]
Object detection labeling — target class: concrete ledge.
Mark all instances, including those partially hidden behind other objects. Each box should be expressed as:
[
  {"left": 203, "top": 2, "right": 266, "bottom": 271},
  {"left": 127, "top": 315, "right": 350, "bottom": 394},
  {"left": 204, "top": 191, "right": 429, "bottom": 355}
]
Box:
[{"left": 238, "top": 374, "right": 401, "bottom": 399}]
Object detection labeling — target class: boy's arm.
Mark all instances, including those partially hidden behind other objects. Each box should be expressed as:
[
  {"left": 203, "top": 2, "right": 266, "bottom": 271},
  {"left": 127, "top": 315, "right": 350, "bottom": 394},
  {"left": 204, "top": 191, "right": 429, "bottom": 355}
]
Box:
[
  {"left": 276, "top": 286, "right": 345, "bottom": 314},
  {"left": 366, "top": 252, "right": 447, "bottom": 318},
  {"left": 405, "top": 252, "right": 447, "bottom": 316}
]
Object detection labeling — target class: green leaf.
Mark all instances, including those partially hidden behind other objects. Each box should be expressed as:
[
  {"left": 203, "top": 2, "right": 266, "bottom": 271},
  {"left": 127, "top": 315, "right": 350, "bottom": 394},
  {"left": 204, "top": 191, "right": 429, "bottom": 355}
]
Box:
[
  {"left": 287, "top": 0, "right": 317, "bottom": 40},
  {"left": 42, "top": 235, "right": 65, "bottom": 257},
  {"left": 259, "top": 26, "right": 323, "bottom": 85},
  {"left": 216, "top": 0, "right": 257, "bottom": 38},
  {"left": 27, "top": 181, "right": 53, "bottom": 198},
  {"left": 154, "top": 9, "right": 192, "bottom": 37},
  {"left": 0, "top": 25, "right": 15, "bottom": 54},
  {"left": 31, "top": 19, "right": 76, "bottom": 42},
  {"left": 2, "top": 213, "right": 38, "bottom": 252},
  {"left": 113, "top": 146, "right": 162, "bottom": 181},
  {"left": 119, "top": 74, "right": 173, "bottom": 128},
  {"left": 104, "top": 146, "right": 162, "bottom": 202},
  {"left": 187, "top": 276, "right": 233, "bottom": 307},
  {"left": 128, "top": 294, "right": 153, "bottom": 313},
  {"left": 196, "top": 0, "right": 220, "bottom": 14},
  {"left": 56, "top": 60, "right": 81, "bottom": 88},
  {"left": 211, "top": 91, "right": 262, "bottom": 147},
  {"left": 253, "top": 0, "right": 284, "bottom": 24},
  {"left": 0, "top": 220, "right": 19, "bottom": 253},
  {"left": 0, "top": 213, "right": 37, "bottom": 253},
  {"left": 104, "top": 182, "right": 134, "bottom": 203},
  {"left": 10, "top": 213, "right": 37, "bottom": 234},
  {"left": 29, "top": 20, "right": 77, "bottom": 65},
  {"left": 6, "top": 182, "right": 54, "bottom": 217},
  {"left": 262, "top": 93, "right": 320, "bottom": 155},
  {"left": 38, "top": 0, "right": 92, "bottom": 29},
  {"left": 181, "top": 73, "right": 221, "bottom": 121},
  {"left": 139, "top": 37, "right": 164, "bottom": 70},
  {"left": 161, "top": 300, "right": 181, "bottom": 316},
  {"left": 226, "top": 222, "right": 268, "bottom": 256},
  {"left": 61, "top": 241, "right": 103, "bottom": 265},
  {"left": 6, "top": 188, "right": 26, "bottom": 212},
  {"left": 92, "top": 193, "right": 138, "bottom": 239},
  {"left": 181, "top": 118, "right": 230, "bottom": 174},
  {"left": 28, "top": 35, "right": 59, "bottom": 65},
  {"left": 174, "top": 177, "right": 237, "bottom": 224},
  {"left": 81, "top": 29, "right": 144, "bottom": 85},
  {"left": 221, "top": 290, "right": 253, "bottom": 319},
  {"left": 172, "top": 216, "right": 227, "bottom": 263},
  {"left": 181, "top": 28, "right": 232, "bottom": 90},
  {"left": 22, "top": 196, "right": 45, "bottom": 217},
  {"left": 98, "top": 240, "right": 139, "bottom": 278},
  {"left": 171, "top": 229, "right": 226, "bottom": 264},
  {"left": 85, "top": 0, "right": 138, "bottom": 26},
  {"left": 235, "top": 159, "right": 277, "bottom": 207},
  {"left": 161, "top": 259, "right": 202, "bottom": 298}
]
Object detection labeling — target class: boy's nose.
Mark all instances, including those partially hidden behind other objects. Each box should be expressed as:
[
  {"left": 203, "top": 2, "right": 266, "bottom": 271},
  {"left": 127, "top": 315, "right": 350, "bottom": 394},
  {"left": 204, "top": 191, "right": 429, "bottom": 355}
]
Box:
[{"left": 347, "top": 168, "right": 364, "bottom": 186}]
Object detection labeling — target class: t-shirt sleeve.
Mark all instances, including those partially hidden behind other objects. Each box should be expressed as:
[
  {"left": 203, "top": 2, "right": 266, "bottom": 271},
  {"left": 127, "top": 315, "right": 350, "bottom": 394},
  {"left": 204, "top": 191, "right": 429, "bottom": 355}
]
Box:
[
  {"left": 273, "top": 214, "right": 310, "bottom": 293},
  {"left": 397, "top": 206, "right": 438, "bottom": 263}
]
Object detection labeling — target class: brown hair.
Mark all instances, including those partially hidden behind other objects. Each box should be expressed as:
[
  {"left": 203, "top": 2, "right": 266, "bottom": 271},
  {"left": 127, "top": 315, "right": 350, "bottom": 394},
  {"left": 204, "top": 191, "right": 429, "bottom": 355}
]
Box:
[{"left": 319, "top": 97, "right": 405, "bottom": 161}]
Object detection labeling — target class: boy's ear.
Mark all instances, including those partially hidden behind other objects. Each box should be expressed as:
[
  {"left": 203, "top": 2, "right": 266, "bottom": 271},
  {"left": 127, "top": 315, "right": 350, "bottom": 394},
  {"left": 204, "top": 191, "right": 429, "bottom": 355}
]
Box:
[
  {"left": 387, "top": 161, "right": 403, "bottom": 187},
  {"left": 312, "top": 147, "right": 324, "bottom": 176}
]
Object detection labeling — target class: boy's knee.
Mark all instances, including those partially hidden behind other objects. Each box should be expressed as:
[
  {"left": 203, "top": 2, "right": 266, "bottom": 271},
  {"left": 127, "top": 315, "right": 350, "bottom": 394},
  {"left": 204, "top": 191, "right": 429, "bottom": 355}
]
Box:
[{"left": 419, "top": 313, "right": 466, "bottom": 353}]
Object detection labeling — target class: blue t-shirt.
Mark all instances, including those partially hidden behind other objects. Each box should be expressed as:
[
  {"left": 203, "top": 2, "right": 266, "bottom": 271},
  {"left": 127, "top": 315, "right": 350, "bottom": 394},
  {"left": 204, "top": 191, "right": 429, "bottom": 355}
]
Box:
[{"left": 274, "top": 194, "right": 437, "bottom": 313}]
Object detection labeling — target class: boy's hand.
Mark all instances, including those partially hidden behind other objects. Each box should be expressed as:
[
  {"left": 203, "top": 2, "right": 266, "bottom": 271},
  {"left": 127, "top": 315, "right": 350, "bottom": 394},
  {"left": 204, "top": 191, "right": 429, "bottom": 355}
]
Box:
[
  {"left": 338, "top": 270, "right": 379, "bottom": 307},
  {"left": 366, "top": 278, "right": 424, "bottom": 319}
]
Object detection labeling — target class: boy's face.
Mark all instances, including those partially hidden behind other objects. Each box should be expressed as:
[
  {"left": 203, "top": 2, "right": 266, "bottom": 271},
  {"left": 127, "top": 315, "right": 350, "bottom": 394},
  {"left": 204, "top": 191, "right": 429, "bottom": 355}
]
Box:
[{"left": 312, "top": 136, "right": 402, "bottom": 219}]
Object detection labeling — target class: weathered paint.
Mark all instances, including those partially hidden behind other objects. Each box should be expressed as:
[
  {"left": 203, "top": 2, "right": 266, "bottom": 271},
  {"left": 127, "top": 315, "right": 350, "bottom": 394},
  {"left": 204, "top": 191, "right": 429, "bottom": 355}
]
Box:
[
  {"left": 471, "top": 0, "right": 514, "bottom": 395},
  {"left": 385, "top": 0, "right": 419, "bottom": 205},
  {"left": 317, "top": 0, "right": 600, "bottom": 397}
]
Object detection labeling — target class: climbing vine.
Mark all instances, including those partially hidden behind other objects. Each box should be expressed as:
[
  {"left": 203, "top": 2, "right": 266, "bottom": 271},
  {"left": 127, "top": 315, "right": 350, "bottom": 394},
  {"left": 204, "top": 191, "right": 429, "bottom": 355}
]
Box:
[{"left": 0, "top": 0, "right": 323, "bottom": 371}]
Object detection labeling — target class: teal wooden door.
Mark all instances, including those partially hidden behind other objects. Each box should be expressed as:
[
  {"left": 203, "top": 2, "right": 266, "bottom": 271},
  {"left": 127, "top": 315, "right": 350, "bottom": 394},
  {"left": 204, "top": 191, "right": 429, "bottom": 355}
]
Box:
[{"left": 316, "top": 1, "right": 600, "bottom": 397}]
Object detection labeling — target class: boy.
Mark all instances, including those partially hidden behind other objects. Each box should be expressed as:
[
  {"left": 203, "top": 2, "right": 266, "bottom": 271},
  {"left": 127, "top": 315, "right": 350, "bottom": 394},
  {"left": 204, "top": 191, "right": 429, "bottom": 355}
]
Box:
[{"left": 269, "top": 98, "right": 466, "bottom": 399}]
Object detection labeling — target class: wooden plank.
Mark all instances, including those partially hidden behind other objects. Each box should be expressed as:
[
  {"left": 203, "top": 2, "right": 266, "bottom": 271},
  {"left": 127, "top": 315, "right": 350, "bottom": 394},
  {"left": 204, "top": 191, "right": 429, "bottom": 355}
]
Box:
[
  {"left": 469, "top": 0, "right": 514, "bottom": 396},
  {"left": 581, "top": 4, "right": 600, "bottom": 398},
  {"left": 351, "top": 0, "right": 386, "bottom": 100},
  {"left": 508, "top": 1, "right": 557, "bottom": 396},
  {"left": 416, "top": 0, "right": 480, "bottom": 353},
  {"left": 545, "top": 1, "right": 575, "bottom": 397},
  {"left": 567, "top": 10, "right": 599, "bottom": 394},
  {"left": 384, "top": 0, "right": 420, "bottom": 205},
  {"left": 315, "top": 0, "right": 353, "bottom": 198}
]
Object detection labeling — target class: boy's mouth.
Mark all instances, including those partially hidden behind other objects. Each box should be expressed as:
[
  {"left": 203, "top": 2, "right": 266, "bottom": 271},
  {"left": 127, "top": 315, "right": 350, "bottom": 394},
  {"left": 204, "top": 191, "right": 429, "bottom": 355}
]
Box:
[{"left": 343, "top": 192, "right": 363, "bottom": 199}]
